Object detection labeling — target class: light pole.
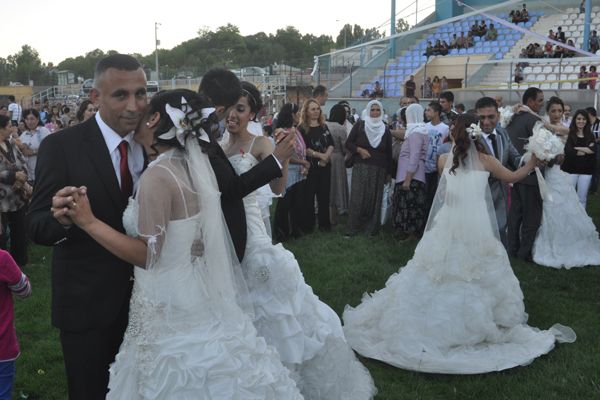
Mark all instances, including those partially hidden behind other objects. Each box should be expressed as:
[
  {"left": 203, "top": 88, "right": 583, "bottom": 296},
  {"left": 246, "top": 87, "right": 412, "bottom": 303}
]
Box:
[{"left": 155, "top": 22, "right": 161, "bottom": 81}]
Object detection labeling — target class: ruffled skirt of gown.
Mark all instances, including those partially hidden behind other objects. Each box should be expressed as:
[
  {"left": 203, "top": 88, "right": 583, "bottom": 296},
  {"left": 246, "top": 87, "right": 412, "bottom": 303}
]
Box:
[{"left": 533, "top": 165, "right": 600, "bottom": 268}]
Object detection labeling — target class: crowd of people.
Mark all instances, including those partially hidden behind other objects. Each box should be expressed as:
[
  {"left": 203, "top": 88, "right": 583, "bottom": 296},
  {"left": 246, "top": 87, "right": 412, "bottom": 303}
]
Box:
[{"left": 1, "top": 51, "right": 599, "bottom": 399}]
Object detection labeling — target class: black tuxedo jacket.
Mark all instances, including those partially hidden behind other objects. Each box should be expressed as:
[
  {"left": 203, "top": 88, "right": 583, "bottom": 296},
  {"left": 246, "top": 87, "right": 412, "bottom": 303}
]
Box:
[
  {"left": 206, "top": 141, "right": 282, "bottom": 261},
  {"left": 27, "top": 117, "right": 134, "bottom": 332}
]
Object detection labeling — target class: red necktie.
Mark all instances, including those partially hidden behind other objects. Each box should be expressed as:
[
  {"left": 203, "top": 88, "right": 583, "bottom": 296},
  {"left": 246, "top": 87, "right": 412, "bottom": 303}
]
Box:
[{"left": 118, "top": 141, "right": 133, "bottom": 200}]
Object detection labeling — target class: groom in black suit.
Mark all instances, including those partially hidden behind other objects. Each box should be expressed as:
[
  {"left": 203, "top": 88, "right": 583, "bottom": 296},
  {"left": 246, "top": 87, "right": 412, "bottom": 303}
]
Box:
[
  {"left": 198, "top": 68, "right": 295, "bottom": 261},
  {"left": 506, "top": 87, "right": 544, "bottom": 261},
  {"left": 27, "top": 54, "right": 148, "bottom": 399}
]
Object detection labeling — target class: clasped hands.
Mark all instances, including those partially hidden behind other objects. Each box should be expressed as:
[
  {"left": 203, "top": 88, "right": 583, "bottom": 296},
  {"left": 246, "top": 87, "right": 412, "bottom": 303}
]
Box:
[{"left": 51, "top": 186, "right": 95, "bottom": 229}]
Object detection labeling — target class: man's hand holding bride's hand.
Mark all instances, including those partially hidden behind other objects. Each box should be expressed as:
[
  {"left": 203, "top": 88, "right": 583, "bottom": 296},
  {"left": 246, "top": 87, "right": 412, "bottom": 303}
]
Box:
[
  {"left": 64, "top": 186, "right": 97, "bottom": 230},
  {"left": 52, "top": 186, "right": 85, "bottom": 226}
]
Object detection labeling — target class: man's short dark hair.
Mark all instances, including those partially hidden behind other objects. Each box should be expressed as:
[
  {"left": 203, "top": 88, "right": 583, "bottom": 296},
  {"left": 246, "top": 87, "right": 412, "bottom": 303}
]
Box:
[
  {"left": 312, "top": 85, "right": 327, "bottom": 98},
  {"left": 586, "top": 107, "right": 597, "bottom": 118},
  {"left": 522, "top": 87, "right": 542, "bottom": 105},
  {"left": 8, "top": 95, "right": 15, "bottom": 102},
  {"left": 199, "top": 68, "right": 242, "bottom": 109},
  {"left": 475, "top": 96, "right": 498, "bottom": 111},
  {"left": 428, "top": 101, "right": 442, "bottom": 115},
  {"left": 439, "top": 91, "right": 454, "bottom": 103},
  {"left": 93, "top": 54, "right": 142, "bottom": 87}
]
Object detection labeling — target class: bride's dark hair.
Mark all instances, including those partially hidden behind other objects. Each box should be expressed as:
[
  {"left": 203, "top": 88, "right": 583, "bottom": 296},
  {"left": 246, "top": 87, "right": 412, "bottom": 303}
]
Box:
[
  {"left": 148, "top": 89, "right": 217, "bottom": 151},
  {"left": 450, "top": 112, "right": 487, "bottom": 174}
]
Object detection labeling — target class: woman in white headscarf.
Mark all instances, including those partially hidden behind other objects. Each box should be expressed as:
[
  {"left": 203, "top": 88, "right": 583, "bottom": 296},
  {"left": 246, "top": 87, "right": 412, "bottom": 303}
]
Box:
[
  {"left": 344, "top": 100, "right": 393, "bottom": 237},
  {"left": 392, "top": 103, "right": 428, "bottom": 241}
]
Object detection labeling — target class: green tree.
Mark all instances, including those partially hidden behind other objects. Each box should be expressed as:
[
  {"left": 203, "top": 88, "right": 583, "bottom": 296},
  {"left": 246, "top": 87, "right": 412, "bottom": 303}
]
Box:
[
  {"left": 9, "top": 45, "right": 45, "bottom": 85},
  {"left": 396, "top": 18, "right": 411, "bottom": 33}
]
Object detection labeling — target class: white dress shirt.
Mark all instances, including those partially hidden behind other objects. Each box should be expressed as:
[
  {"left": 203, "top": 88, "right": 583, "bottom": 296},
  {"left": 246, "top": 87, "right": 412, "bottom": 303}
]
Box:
[{"left": 95, "top": 113, "right": 145, "bottom": 193}]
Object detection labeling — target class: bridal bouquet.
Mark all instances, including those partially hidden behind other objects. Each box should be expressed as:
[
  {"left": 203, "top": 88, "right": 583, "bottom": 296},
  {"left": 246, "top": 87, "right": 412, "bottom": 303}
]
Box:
[
  {"left": 524, "top": 122, "right": 564, "bottom": 161},
  {"left": 523, "top": 122, "right": 564, "bottom": 202}
]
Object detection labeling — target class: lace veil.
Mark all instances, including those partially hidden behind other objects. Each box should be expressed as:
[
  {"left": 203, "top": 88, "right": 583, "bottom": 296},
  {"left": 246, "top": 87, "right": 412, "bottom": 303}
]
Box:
[{"left": 132, "top": 135, "right": 254, "bottom": 318}]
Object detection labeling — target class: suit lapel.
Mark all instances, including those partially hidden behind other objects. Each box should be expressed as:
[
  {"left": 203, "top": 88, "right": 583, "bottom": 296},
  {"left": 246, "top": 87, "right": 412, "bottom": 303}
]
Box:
[{"left": 83, "top": 118, "right": 123, "bottom": 210}]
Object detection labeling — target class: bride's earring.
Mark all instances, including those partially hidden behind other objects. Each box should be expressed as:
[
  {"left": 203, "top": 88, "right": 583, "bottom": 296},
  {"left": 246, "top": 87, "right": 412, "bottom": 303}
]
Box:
[{"left": 146, "top": 122, "right": 150, "bottom": 127}]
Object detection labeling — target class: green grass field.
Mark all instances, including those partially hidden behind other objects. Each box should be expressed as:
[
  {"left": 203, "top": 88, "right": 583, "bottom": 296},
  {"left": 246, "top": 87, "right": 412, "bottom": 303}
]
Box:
[{"left": 13, "top": 196, "right": 600, "bottom": 399}]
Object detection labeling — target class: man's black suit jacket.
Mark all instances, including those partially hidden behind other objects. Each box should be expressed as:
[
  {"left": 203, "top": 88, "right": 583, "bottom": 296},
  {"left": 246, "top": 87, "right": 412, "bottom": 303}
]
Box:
[
  {"left": 27, "top": 117, "right": 133, "bottom": 332},
  {"left": 206, "top": 142, "right": 282, "bottom": 261}
]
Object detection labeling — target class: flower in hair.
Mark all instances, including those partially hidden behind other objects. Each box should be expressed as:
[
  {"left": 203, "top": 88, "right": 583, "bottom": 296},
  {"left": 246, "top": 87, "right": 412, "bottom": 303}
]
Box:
[
  {"left": 466, "top": 123, "right": 483, "bottom": 139},
  {"left": 158, "top": 97, "right": 215, "bottom": 145}
]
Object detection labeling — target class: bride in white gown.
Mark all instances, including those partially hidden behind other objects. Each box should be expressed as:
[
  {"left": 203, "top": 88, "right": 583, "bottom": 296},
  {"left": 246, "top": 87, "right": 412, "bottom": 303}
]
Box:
[
  {"left": 532, "top": 97, "right": 600, "bottom": 268},
  {"left": 66, "top": 89, "right": 303, "bottom": 399},
  {"left": 223, "top": 82, "right": 376, "bottom": 399},
  {"left": 343, "top": 113, "right": 576, "bottom": 374}
]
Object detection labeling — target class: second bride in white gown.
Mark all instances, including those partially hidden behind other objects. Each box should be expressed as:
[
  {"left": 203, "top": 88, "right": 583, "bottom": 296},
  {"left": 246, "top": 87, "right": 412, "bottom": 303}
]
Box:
[
  {"left": 532, "top": 97, "right": 600, "bottom": 268},
  {"left": 223, "top": 82, "right": 376, "bottom": 399},
  {"left": 343, "top": 113, "right": 576, "bottom": 374},
  {"left": 66, "top": 90, "right": 303, "bottom": 399}
]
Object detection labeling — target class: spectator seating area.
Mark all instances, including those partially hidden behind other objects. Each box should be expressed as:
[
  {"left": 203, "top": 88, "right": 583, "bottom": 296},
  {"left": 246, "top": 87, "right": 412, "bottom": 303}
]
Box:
[{"left": 357, "top": 12, "right": 543, "bottom": 97}]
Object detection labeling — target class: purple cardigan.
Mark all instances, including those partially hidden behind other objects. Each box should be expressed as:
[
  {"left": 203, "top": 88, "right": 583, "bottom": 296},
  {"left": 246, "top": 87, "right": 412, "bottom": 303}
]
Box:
[{"left": 395, "top": 133, "right": 427, "bottom": 184}]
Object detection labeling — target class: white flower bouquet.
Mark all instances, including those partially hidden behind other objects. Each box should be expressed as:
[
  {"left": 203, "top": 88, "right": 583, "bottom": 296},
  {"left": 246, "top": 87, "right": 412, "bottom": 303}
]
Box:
[
  {"left": 523, "top": 122, "right": 564, "bottom": 202},
  {"left": 498, "top": 106, "right": 515, "bottom": 128}
]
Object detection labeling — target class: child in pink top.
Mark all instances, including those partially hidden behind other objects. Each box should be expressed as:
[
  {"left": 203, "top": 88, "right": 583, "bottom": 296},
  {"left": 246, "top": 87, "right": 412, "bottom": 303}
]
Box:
[{"left": 0, "top": 249, "right": 31, "bottom": 400}]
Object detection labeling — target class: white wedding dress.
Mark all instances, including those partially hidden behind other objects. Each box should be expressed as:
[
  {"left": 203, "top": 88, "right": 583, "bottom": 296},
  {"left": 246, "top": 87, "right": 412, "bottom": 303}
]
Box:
[
  {"left": 533, "top": 164, "right": 600, "bottom": 268},
  {"left": 107, "top": 143, "right": 303, "bottom": 399},
  {"left": 343, "top": 147, "right": 575, "bottom": 374},
  {"left": 228, "top": 148, "right": 376, "bottom": 400}
]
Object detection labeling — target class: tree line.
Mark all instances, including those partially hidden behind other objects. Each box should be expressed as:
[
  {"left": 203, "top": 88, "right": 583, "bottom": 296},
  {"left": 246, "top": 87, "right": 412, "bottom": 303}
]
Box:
[{"left": 0, "top": 20, "right": 410, "bottom": 85}]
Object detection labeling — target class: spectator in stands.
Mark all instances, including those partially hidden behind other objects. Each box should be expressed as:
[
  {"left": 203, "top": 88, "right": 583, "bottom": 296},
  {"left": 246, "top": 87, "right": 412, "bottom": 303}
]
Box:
[
  {"left": 0, "top": 249, "right": 32, "bottom": 400},
  {"left": 76, "top": 100, "right": 97, "bottom": 123},
  {"left": 370, "top": 81, "right": 384, "bottom": 99},
  {"left": 404, "top": 75, "right": 416, "bottom": 98},
  {"left": 578, "top": 66, "right": 589, "bottom": 89},
  {"left": 431, "top": 76, "right": 441, "bottom": 99},
  {"left": 548, "top": 29, "right": 556, "bottom": 40},
  {"left": 520, "top": 4, "right": 529, "bottom": 22},
  {"left": 508, "top": 10, "right": 517, "bottom": 23},
  {"left": 0, "top": 106, "right": 7, "bottom": 117},
  {"left": 455, "top": 103, "right": 466, "bottom": 114},
  {"left": 564, "top": 39, "right": 576, "bottom": 58},
  {"left": 554, "top": 43, "right": 565, "bottom": 58},
  {"left": 312, "top": 84, "right": 328, "bottom": 106},
  {"left": 556, "top": 26, "right": 566, "bottom": 43},
  {"left": 514, "top": 64, "right": 524, "bottom": 83},
  {"left": 439, "top": 91, "right": 458, "bottom": 126},
  {"left": 457, "top": 32, "right": 467, "bottom": 49},
  {"left": 562, "top": 109, "right": 596, "bottom": 207},
  {"left": 470, "top": 21, "right": 480, "bottom": 37},
  {"left": 425, "top": 41, "right": 434, "bottom": 57},
  {"left": 579, "top": 0, "right": 585, "bottom": 14},
  {"left": 440, "top": 40, "right": 449, "bottom": 55},
  {"left": 432, "top": 40, "right": 443, "bottom": 56},
  {"left": 450, "top": 34, "right": 459, "bottom": 49},
  {"left": 478, "top": 21, "right": 488, "bottom": 37},
  {"left": 466, "top": 31, "right": 474, "bottom": 48},
  {"left": 588, "top": 65, "right": 597, "bottom": 90},
  {"left": 544, "top": 41, "right": 554, "bottom": 58},
  {"left": 486, "top": 24, "right": 498, "bottom": 41},
  {"left": 590, "top": 30, "right": 599, "bottom": 54},
  {"left": 519, "top": 47, "right": 528, "bottom": 58},
  {"left": 534, "top": 43, "right": 544, "bottom": 58}
]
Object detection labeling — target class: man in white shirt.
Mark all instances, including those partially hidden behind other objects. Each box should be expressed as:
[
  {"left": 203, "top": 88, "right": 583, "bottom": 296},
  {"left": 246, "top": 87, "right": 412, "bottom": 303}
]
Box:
[
  {"left": 7, "top": 96, "right": 22, "bottom": 126},
  {"left": 562, "top": 103, "right": 572, "bottom": 127},
  {"left": 424, "top": 102, "right": 450, "bottom": 216}
]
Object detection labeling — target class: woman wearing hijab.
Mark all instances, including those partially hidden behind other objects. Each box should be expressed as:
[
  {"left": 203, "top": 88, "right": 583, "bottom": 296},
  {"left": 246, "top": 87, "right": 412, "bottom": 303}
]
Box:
[
  {"left": 344, "top": 100, "right": 393, "bottom": 237},
  {"left": 392, "top": 103, "right": 428, "bottom": 241}
]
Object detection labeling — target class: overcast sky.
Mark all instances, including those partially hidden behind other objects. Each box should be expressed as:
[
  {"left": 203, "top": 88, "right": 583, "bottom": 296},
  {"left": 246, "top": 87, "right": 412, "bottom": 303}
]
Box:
[{"left": 1, "top": 0, "right": 435, "bottom": 65}]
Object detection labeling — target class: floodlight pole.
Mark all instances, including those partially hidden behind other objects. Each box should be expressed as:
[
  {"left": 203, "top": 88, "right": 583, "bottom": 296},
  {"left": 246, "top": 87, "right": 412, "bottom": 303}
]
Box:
[
  {"left": 390, "top": 0, "right": 397, "bottom": 59},
  {"left": 155, "top": 22, "right": 161, "bottom": 80},
  {"left": 582, "top": 0, "right": 591, "bottom": 52}
]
